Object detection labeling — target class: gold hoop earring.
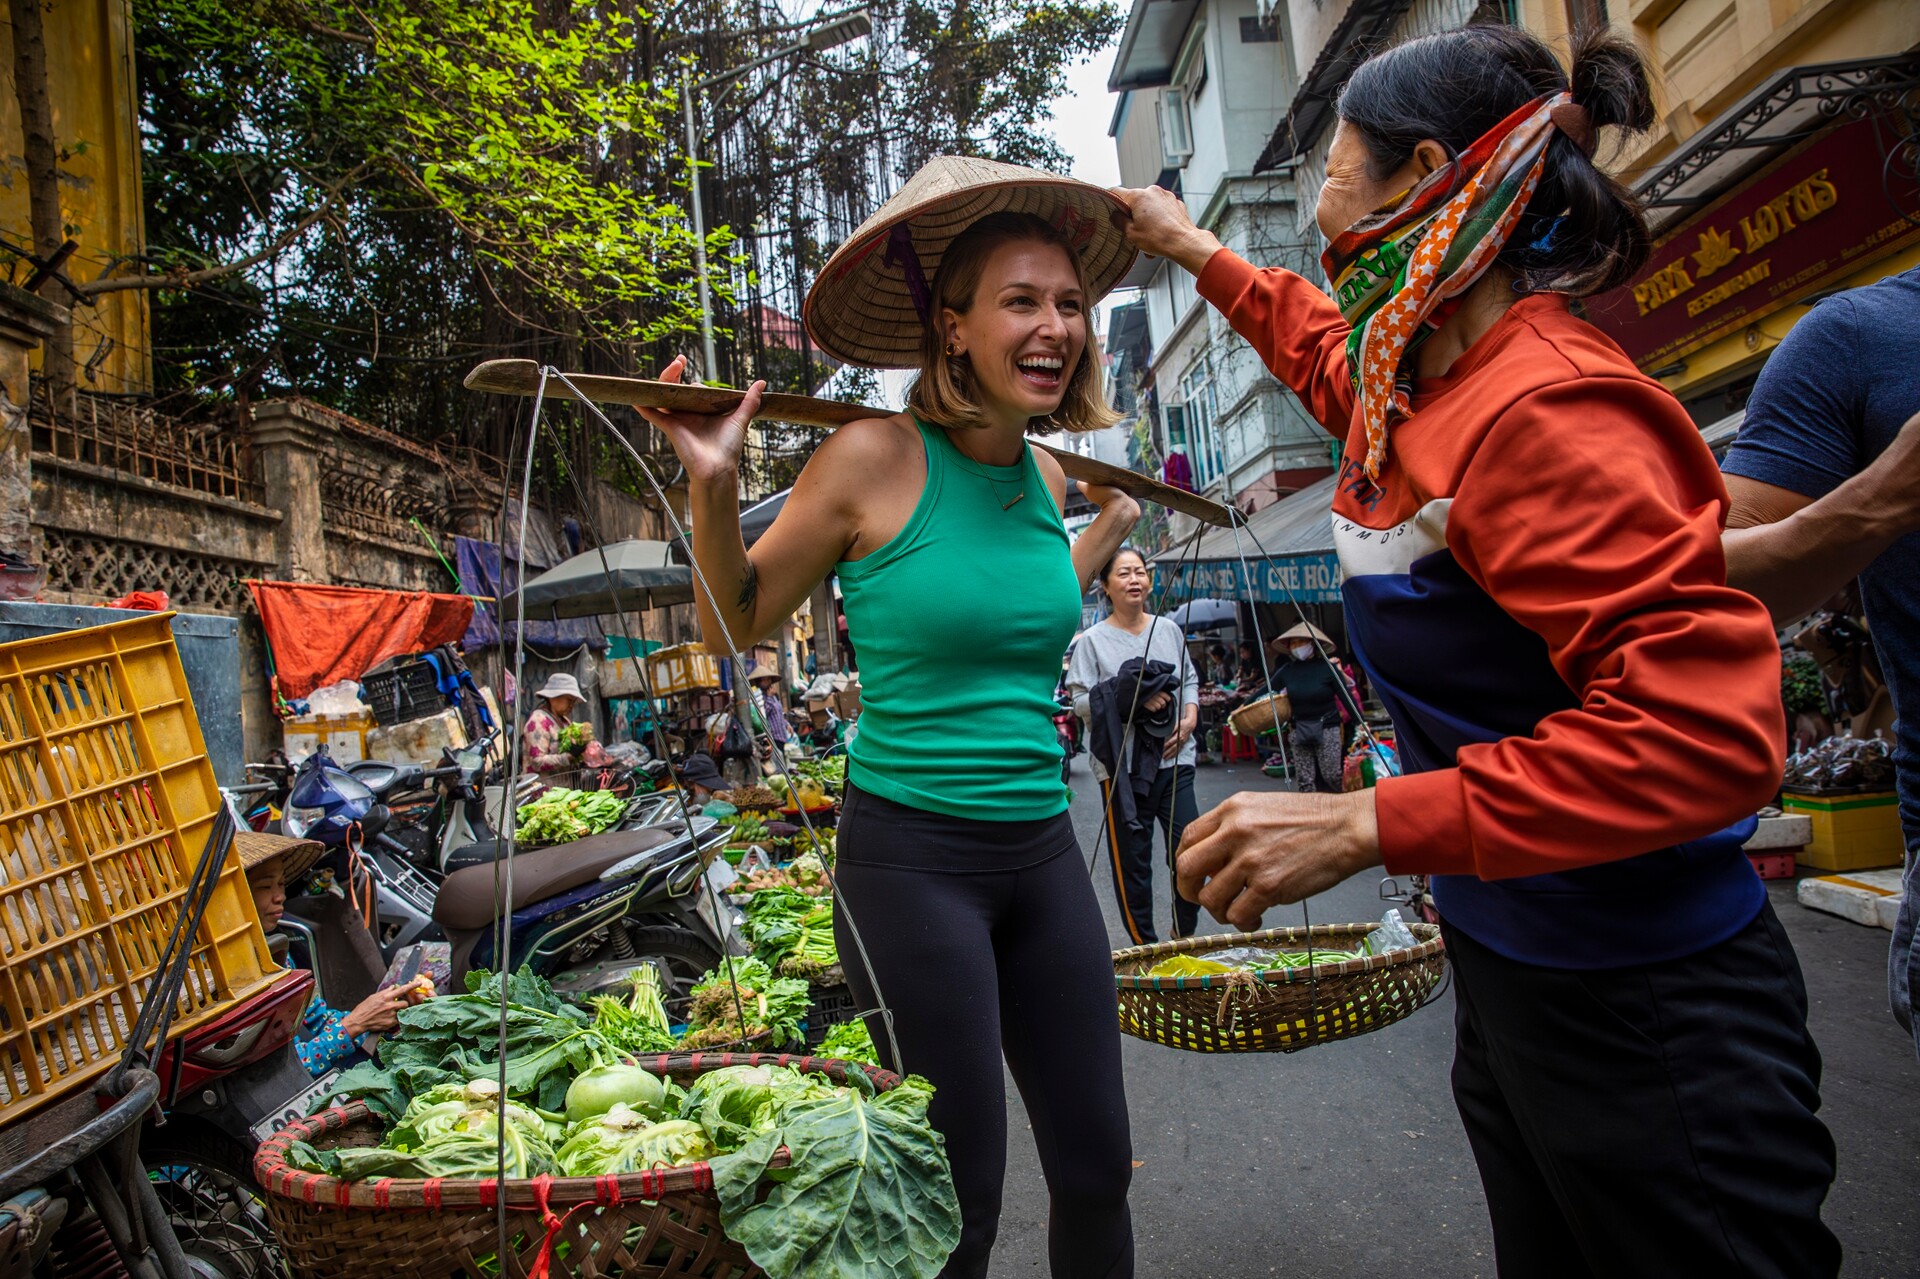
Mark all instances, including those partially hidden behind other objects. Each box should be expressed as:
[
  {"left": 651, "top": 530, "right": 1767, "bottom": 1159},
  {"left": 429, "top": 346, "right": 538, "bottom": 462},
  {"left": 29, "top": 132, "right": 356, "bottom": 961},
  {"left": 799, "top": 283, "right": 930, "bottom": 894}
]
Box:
[{"left": 945, "top": 342, "right": 960, "bottom": 358}]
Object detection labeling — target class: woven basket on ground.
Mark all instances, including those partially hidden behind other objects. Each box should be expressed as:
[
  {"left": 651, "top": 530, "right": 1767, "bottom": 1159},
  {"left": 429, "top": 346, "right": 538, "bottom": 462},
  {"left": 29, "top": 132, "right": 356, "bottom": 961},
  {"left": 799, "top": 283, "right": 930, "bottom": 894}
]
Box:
[
  {"left": 255, "top": 1052, "right": 895, "bottom": 1279},
  {"left": 1227, "top": 692, "right": 1291, "bottom": 738},
  {"left": 1113, "top": 923, "right": 1445, "bottom": 1054}
]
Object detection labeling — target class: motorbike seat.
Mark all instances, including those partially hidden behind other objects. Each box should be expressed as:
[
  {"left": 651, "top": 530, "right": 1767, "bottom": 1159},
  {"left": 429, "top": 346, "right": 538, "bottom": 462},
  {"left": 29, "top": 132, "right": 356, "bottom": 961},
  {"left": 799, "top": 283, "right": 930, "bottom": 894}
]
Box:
[{"left": 433, "top": 827, "right": 680, "bottom": 932}]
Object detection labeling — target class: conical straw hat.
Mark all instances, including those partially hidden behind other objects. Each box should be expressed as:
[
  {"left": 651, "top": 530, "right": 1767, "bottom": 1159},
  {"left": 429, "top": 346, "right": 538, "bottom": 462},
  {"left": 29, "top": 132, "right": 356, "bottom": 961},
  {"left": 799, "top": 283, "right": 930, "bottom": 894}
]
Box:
[{"left": 804, "top": 156, "right": 1138, "bottom": 369}]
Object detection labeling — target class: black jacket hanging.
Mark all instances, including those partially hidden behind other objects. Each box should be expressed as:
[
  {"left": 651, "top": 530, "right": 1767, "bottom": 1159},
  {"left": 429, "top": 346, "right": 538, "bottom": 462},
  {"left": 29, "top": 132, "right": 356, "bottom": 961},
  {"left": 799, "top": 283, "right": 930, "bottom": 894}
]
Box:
[{"left": 1088, "top": 657, "right": 1178, "bottom": 828}]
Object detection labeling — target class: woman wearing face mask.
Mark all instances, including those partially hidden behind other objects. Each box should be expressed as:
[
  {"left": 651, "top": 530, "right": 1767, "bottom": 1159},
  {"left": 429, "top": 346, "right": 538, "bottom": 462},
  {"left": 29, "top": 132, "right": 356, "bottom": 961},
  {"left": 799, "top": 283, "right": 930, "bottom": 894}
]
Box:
[
  {"left": 635, "top": 158, "right": 1141, "bottom": 1279},
  {"left": 1115, "top": 24, "right": 1836, "bottom": 1279},
  {"left": 1264, "top": 622, "right": 1350, "bottom": 794},
  {"left": 1065, "top": 547, "right": 1201, "bottom": 944}
]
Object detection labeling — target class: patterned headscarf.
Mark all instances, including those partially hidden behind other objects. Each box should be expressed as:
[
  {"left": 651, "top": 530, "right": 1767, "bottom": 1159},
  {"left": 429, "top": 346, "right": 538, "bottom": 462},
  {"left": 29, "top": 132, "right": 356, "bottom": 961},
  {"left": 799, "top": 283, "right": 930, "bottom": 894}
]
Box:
[{"left": 1321, "top": 92, "right": 1579, "bottom": 481}]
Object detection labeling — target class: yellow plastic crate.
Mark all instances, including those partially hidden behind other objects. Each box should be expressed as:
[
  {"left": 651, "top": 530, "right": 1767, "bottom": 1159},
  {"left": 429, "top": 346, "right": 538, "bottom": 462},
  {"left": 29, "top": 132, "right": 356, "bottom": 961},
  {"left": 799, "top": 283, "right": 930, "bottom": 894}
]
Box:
[
  {"left": 0, "top": 613, "right": 276, "bottom": 1125},
  {"left": 1782, "top": 790, "right": 1905, "bottom": 872}
]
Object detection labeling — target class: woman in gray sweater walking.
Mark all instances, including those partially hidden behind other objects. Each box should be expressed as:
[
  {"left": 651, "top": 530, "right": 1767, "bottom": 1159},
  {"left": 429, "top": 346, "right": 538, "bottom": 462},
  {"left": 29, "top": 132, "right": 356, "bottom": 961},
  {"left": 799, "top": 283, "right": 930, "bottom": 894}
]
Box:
[{"left": 1066, "top": 547, "right": 1201, "bottom": 943}]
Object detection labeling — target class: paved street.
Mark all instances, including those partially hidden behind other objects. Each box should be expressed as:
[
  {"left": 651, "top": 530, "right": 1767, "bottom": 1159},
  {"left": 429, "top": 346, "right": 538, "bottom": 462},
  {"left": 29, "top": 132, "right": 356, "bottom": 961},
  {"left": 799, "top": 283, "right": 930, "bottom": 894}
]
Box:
[{"left": 986, "top": 761, "right": 1920, "bottom": 1278}]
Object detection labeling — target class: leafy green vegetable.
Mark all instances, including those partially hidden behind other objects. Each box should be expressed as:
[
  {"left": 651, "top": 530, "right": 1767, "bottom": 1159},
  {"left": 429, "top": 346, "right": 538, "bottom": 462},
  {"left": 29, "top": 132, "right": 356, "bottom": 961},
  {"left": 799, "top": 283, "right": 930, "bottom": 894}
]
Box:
[
  {"left": 556, "top": 1106, "right": 714, "bottom": 1176},
  {"left": 322, "top": 968, "right": 598, "bottom": 1120},
  {"left": 680, "top": 1065, "right": 843, "bottom": 1153},
  {"left": 556, "top": 721, "right": 594, "bottom": 755},
  {"left": 516, "top": 788, "right": 628, "bottom": 845},
  {"left": 588, "top": 965, "right": 677, "bottom": 1056},
  {"left": 742, "top": 889, "right": 839, "bottom": 980},
  {"left": 388, "top": 1078, "right": 555, "bottom": 1150},
  {"left": 288, "top": 1110, "right": 558, "bottom": 1180},
  {"left": 814, "top": 1021, "right": 878, "bottom": 1066},
  {"left": 711, "top": 1074, "right": 959, "bottom": 1279}
]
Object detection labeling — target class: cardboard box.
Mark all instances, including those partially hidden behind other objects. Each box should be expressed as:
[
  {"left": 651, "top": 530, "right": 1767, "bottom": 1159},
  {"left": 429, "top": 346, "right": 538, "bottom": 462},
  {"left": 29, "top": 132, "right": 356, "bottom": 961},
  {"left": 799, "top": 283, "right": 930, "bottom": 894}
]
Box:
[
  {"left": 1782, "top": 791, "right": 1904, "bottom": 872},
  {"left": 833, "top": 679, "right": 862, "bottom": 718},
  {"left": 646, "top": 643, "right": 722, "bottom": 697},
  {"left": 283, "top": 710, "right": 374, "bottom": 762},
  {"left": 367, "top": 708, "right": 470, "bottom": 767}
]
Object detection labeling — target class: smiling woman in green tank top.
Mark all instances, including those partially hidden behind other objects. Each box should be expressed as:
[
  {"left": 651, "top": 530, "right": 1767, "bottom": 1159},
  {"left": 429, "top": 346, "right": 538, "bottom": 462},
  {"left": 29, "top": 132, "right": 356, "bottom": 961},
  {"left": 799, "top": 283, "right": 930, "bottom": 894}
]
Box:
[{"left": 635, "top": 159, "right": 1142, "bottom": 1279}]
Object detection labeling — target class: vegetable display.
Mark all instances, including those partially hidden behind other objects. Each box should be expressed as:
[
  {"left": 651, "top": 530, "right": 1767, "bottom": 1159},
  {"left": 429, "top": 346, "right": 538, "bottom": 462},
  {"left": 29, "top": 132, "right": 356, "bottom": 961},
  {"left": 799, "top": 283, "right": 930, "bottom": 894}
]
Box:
[
  {"left": 720, "top": 812, "right": 771, "bottom": 846},
  {"left": 515, "top": 787, "right": 627, "bottom": 845},
  {"left": 681, "top": 957, "right": 811, "bottom": 1050},
  {"left": 733, "top": 849, "right": 830, "bottom": 899},
  {"left": 286, "top": 966, "right": 960, "bottom": 1279},
  {"left": 718, "top": 784, "right": 781, "bottom": 808},
  {"left": 586, "top": 965, "right": 677, "bottom": 1056},
  {"left": 742, "top": 887, "right": 839, "bottom": 980},
  {"left": 815, "top": 1020, "right": 879, "bottom": 1066}
]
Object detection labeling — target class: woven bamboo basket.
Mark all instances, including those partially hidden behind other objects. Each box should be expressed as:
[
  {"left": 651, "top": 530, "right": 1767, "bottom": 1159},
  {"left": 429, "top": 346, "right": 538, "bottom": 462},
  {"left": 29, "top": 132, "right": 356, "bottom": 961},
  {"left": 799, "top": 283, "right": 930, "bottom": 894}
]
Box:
[
  {"left": 1113, "top": 922, "right": 1445, "bottom": 1054},
  {"left": 254, "top": 1052, "right": 895, "bottom": 1279},
  {"left": 1227, "top": 691, "right": 1290, "bottom": 738}
]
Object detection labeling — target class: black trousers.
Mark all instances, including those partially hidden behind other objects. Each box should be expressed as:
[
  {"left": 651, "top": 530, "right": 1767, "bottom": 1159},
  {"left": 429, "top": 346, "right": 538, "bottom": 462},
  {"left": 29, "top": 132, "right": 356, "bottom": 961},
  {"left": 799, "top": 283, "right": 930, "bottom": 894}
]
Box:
[
  {"left": 1445, "top": 904, "right": 1839, "bottom": 1278},
  {"left": 1100, "top": 764, "right": 1200, "bottom": 945},
  {"left": 834, "top": 784, "right": 1134, "bottom": 1279}
]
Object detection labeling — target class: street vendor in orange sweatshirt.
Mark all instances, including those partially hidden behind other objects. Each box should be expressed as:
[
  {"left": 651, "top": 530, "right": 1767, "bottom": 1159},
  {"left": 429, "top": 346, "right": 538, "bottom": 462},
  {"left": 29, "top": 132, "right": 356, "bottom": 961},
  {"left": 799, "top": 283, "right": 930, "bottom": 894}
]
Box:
[{"left": 1114, "top": 23, "right": 1838, "bottom": 1279}]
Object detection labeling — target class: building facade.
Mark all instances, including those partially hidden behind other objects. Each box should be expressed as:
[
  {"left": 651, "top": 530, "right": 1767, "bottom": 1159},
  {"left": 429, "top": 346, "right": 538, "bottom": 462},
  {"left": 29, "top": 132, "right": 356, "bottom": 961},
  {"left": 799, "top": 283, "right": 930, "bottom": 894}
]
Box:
[{"left": 1107, "top": 0, "right": 1336, "bottom": 547}]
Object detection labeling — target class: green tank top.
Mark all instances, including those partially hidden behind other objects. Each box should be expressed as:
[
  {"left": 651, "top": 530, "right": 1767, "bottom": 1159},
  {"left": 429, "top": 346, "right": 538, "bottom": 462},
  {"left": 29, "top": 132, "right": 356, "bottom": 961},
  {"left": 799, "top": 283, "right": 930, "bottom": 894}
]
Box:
[{"left": 837, "top": 417, "right": 1082, "bottom": 821}]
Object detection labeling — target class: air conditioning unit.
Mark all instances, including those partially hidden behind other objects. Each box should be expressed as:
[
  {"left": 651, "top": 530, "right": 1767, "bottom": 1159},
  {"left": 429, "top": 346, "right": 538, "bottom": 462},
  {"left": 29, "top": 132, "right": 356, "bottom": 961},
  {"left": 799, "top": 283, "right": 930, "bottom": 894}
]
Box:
[{"left": 1158, "top": 88, "right": 1193, "bottom": 169}]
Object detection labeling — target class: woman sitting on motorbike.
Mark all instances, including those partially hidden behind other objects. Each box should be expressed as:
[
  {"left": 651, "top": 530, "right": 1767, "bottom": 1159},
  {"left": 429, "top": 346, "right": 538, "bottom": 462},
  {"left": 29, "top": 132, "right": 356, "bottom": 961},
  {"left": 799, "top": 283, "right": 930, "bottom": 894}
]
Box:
[{"left": 241, "top": 831, "right": 427, "bottom": 1076}]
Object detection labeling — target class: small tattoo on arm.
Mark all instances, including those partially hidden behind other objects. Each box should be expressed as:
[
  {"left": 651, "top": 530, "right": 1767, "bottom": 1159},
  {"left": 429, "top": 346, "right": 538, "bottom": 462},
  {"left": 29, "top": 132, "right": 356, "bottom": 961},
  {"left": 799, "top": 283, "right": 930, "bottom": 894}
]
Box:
[{"left": 736, "top": 561, "right": 759, "bottom": 614}]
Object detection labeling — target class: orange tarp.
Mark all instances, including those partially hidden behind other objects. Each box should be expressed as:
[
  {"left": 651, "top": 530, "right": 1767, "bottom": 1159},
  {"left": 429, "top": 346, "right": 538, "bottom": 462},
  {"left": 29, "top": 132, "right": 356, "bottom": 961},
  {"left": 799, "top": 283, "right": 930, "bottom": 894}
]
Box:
[{"left": 248, "top": 581, "right": 474, "bottom": 701}]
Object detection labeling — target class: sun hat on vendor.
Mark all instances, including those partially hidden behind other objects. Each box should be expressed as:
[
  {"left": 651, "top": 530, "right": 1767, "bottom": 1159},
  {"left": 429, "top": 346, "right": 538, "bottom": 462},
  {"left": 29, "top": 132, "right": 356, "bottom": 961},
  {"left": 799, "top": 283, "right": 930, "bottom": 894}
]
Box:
[
  {"left": 533, "top": 673, "right": 583, "bottom": 710},
  {"left": 1268, "top": 621, "right": 1336, "bottom": 658},
  {"left": 802, "top": 155, "right": 1139, "bottom": 433},
  {"left": 745, "top": 664, "right": 779, "bottom": 688},
  {"left": 235, "top": 830, "right": 326, "bottom": 886}
]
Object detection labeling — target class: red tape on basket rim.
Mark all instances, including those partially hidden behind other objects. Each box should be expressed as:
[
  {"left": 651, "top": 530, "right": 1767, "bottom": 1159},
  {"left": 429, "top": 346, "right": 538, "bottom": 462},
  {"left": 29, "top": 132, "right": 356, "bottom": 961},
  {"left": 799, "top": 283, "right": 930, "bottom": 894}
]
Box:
[
  {"left": 422, "top": 1178, "right": 443, "bottom": 1209},
  {"left": 595, "top": 1174, "right": 622, "bottom": 1206}
]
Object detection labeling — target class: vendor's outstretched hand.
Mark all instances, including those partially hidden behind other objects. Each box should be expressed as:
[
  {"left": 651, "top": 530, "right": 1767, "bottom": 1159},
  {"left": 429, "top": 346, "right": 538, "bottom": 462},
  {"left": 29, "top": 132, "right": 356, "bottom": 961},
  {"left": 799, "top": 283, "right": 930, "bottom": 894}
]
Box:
[{"left": 1176, "top": 790, "right": 1382, "bottom": 931}]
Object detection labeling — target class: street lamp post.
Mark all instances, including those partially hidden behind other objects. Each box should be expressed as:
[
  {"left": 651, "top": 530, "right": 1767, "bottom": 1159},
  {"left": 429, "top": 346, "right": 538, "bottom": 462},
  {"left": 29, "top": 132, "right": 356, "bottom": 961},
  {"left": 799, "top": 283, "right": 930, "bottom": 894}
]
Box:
[{"left": 679, "top": 7, "right": 872, "bottom": 385}]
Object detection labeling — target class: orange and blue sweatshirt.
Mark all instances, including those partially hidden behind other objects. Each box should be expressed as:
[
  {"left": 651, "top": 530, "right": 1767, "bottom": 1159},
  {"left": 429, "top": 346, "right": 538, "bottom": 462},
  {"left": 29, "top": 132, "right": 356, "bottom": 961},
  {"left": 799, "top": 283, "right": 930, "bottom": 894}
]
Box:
[{"left": 1196, "top": 249, "right": 1785, "bottom": 968}]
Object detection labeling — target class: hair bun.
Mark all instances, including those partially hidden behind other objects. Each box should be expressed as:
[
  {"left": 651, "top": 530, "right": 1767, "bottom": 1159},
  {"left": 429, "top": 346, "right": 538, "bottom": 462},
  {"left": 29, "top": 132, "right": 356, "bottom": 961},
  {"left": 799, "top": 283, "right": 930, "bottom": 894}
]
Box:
[{"left": 1568, "top": 27, "right": 1655, "bottom": 136}]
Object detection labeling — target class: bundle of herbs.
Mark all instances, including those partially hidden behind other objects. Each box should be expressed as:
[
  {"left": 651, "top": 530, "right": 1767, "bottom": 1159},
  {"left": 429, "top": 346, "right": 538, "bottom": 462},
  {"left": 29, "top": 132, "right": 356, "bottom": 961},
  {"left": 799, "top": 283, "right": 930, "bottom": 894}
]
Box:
[
  {"left": 742, "top": 887, "right": 839, "bottom": 980},
  {"left": 681, "top": 957, "right": 810, "bottom": 1050}
]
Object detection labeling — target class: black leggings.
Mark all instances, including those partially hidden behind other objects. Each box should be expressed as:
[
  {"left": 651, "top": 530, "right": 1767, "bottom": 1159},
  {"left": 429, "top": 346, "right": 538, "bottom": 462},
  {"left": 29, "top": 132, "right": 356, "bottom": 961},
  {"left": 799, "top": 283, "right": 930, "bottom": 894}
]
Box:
[{"left": 832, "top": 784, "right": 1134, "bottom": 1279}]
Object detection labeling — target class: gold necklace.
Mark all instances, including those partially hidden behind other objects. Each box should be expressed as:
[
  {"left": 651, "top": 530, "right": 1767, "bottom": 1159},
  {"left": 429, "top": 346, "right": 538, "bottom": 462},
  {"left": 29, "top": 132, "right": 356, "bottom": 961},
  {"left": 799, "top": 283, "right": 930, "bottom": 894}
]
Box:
[{"left": 987, "top": 475, "right": 1026, "bottom": 511}]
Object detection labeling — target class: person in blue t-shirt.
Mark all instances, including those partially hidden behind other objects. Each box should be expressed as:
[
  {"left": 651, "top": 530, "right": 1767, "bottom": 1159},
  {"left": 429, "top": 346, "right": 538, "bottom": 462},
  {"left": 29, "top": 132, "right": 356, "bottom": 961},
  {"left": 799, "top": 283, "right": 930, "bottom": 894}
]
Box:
[{"left": 1720, "top": 266, "right": 1920, "bottom": 1058}]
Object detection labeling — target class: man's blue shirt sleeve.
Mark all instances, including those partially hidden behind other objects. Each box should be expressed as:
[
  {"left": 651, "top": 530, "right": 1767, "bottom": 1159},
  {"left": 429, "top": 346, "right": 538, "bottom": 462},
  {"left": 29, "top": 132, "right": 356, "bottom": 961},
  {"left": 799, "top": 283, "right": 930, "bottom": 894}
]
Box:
[{"left": 1722, "top": 296, "right": 1865, "bottom": 498}]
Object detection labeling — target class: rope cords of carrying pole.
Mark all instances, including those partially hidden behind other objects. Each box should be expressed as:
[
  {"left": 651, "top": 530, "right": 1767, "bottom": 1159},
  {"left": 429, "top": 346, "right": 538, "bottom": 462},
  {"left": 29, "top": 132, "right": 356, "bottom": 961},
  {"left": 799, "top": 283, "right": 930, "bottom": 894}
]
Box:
[
  {"left": 546, "top": 370, "right": 904, "bottom": 1072},
  {"left": 539, "top": 421, "right": 754, "bottom": 1041},
  {"left": 1221, "top": 509, "right": 1320, "bottom": 1006},
  {"left": 494, "top": 364, "right": 547, "bottom": 1258}
]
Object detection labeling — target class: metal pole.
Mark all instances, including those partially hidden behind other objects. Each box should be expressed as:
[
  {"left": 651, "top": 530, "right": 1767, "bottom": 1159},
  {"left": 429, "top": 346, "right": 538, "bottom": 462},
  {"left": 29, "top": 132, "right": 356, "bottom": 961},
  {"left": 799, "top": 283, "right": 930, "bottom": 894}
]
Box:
[{"left": 681, "top": 68, "right": 719, "bottom": 383}]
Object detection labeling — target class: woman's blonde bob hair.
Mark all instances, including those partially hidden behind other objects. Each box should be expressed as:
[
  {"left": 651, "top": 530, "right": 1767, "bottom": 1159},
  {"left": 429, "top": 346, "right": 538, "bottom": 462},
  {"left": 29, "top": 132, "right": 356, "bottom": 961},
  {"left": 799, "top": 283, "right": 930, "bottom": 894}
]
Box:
[{"left": 906, "top": 212, "right": 1122, "bottom": 435}]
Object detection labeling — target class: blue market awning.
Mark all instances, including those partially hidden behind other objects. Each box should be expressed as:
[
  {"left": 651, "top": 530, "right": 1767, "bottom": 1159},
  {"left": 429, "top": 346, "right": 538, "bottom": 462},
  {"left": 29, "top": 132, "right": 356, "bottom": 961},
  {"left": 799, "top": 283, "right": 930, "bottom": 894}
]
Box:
[{"left": 1156, "top": 475, "right": 1342, "bottom": 606}]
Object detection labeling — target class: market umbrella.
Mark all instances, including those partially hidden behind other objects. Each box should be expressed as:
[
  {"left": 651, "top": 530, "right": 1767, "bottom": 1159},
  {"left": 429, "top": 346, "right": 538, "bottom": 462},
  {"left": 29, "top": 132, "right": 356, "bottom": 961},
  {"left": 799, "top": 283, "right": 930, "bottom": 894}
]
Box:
[
  {"left": 740, "top": 489, "right": 789, "bottom": 546},
  {"left": 518, "top": 539, "right": 694, "bottom": 619},
  {"left": 1169, "top": 599, "right": 1239, "bottom": 631}
]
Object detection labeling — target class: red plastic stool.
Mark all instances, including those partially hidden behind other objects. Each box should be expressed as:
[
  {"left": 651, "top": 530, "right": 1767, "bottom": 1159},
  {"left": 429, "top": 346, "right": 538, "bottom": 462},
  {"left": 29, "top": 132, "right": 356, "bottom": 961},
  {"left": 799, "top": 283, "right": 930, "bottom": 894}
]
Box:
[{"left": 1223, "top": 728, "right": 1260, "bottom": 762}]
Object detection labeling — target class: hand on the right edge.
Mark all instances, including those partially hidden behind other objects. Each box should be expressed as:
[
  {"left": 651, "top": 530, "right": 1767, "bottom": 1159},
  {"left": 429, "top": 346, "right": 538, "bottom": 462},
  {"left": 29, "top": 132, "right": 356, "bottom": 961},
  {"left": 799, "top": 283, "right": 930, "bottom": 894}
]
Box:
[{"left": 633, "top": 355, "right": 764, "bottom": 485}]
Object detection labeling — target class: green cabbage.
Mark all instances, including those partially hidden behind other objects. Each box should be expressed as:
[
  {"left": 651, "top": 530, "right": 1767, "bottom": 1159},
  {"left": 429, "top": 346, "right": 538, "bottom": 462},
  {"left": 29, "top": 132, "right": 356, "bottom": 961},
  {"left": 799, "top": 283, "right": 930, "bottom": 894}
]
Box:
[{"left": 555, "top": 1106, "right": 714, "bottom": 1176}]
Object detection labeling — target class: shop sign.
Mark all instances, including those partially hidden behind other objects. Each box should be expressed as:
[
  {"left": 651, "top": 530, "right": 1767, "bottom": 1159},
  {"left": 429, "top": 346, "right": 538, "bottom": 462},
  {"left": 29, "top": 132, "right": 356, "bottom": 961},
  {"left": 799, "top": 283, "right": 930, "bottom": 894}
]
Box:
[
  {"left": 1587, "top": 114, "right": 1920, "bottom": 370},
  {"left": 1161, "top": 552, "right": 1343, "bottom": 607}
]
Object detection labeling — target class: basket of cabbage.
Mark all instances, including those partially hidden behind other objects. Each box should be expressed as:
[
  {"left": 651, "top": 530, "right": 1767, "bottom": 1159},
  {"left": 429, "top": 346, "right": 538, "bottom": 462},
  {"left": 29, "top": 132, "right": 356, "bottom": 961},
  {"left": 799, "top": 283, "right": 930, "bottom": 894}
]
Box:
[{"left": 254, "top": 970, "right": 958, "bottom": 1279}]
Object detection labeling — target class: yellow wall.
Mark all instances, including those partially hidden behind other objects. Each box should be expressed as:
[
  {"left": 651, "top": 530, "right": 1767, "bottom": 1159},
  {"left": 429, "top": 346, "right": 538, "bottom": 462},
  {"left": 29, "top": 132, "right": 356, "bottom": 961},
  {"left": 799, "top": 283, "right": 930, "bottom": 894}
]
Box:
[
  {"left": 1517, "top": 0, "right": 1920, "bottom": 399},
  {"left": 1, "top": 0, "right": 151, "bottom": 395}
]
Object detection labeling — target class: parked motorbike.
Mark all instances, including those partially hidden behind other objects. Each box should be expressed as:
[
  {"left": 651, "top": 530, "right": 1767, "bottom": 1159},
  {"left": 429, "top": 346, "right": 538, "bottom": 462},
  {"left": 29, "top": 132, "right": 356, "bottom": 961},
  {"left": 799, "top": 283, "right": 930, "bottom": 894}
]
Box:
[{"left": 275, "top": 745, "right": 743, "bottom": 1008}]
